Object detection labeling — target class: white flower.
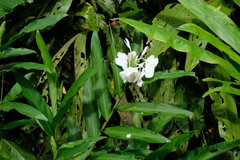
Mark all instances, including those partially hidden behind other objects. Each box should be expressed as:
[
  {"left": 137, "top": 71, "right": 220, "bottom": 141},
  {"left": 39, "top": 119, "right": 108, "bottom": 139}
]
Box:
[
  {"left": 119, "top": 67, "right": 144, "bottom": 87},
  {"left": 115, "top": 38, "right": 158, "bottom": 87},
  {"left": 144, "top": 55, "right": 158, "bottom": 78},
  {"left": 115, "top": 52, "right": 128, "bottom": 69}
]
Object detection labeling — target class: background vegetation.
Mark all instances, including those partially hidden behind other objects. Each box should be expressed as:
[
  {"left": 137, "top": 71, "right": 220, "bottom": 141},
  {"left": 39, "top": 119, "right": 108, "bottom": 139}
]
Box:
[{"left": 1, "top": 0, "right": 240, "bottom": 159}]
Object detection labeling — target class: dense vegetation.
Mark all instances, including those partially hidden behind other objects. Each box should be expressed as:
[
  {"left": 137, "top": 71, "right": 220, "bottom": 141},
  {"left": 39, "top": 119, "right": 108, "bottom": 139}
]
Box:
[{"left": 1, "top": 0, "right": 240, "bottom": 159}]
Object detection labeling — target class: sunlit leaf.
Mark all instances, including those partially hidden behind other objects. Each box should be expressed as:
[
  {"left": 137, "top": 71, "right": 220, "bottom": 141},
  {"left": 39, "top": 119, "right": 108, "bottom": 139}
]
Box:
[
  {"left": 179, "top": 0, "right": 240, "bottom": 54},
  {"left": 0, "top": 47, "right": 36, "bottom": 59},
  {"left": 115, "top": 18, "right": 240, "bottom": 80},
  {"left": 104, "top": 126, "right": 170, "bottom": 143},
  {"left": 144, "top": 70, "right": 195, "bottom": 84},
  {"left": 117, "top": 102, "right": 194, "bottom": 117},
  {"left": 95, "top": 153, "right": 138, "bottom": 160}
]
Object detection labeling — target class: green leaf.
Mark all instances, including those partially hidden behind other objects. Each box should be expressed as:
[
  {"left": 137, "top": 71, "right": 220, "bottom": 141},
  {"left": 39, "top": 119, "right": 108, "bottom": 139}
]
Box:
[
  {"left": 0, "top": 62, "right": 51, "bottom": 76},
  {"left": 179, "top": 0, "right": 240, "bottom": 54},
  {"left": 66, "top": 116, "right": 82, "bottom": 142},
  {"left": 1, "top": 139, "right": 36, "bottom": 160},
  {"left": 83, "top": 72, "right": 100, "bottom": 138},
  {"left": 0, "top": 102, "right": 48, "bottom": 121},
  {"left": 114, "top": 18, "right": 240, "bottom": 80},
  {"left": 202, "top": 78, "right": 240, "bottom": 97},
  {"left": 0, "top": 0, "right": 26, "bottom": 17},
  {"left": 148, "top": 131, "right": 197, "bottom": 160},
  {"left": 36, "top": 31, "right": 58, "bottom": 115},
  {"left": 91, "top": 31, "right": 111, "bottom": 120},
  {"left": 178, "top": 139, "right": 240, "bottom": 160},
  {"left": 144, "top": 70, "right": 195, "bottom": 84},
  {"left": 104, "top": 126, "right": 170, "bottom": 143},
  {"left": 96, "top": 0, "right": 116, "bottom": 16},
  {"left": 13, "top": 70, "right": 53, "bottom": 120},
  {"left": 178, "top": 23, "right": 240, "bottom": 69},
  {"left": 132, "top": 29, "right": 143, "bottom": 55},
  {"left": 117, "top": 102, "right": 194, "bottom": 117},
  {"left": 59, "top": 136, "right": 106, "bottom": 150},
  {"left": 13, "top": 70, "right": 54, "bottom": 136},
  {"left": 95, "top": 153, "right": 138, "bottom": 160},
  {"left": 234, "top": 0, "right": 240, "bottom": 6},
  {"left": 0, "top": 47, "right": 36, "bottom": 59},
  {"left": 148, "top": 114, "right": 173, "bottom": 133},
  {"left": 1, "top": 119, "right": 36, "bottom": 130},
  {"left": 3, "top": 72, "right": 33, "bottom": 102},
  {"left": 0, "top": 14, "right": 68, "bottom": 50},
  {"left": 108, "top": 26, "right": 124, "bottom": 96},
  {"left": 52, "top": 60, "right": 102, "bottom": 127}
]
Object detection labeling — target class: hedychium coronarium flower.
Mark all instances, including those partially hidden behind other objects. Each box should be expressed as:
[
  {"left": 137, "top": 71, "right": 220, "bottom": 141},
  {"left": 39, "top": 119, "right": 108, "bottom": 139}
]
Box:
[{"left": 115, "top": 38, "right": 158, "bottom": 87}]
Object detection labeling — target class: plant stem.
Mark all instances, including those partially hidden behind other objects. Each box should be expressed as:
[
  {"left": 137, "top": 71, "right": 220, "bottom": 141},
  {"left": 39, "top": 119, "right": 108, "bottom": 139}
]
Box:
[{"left": 87, "top": 88, "right": 126, "bottom": 157}]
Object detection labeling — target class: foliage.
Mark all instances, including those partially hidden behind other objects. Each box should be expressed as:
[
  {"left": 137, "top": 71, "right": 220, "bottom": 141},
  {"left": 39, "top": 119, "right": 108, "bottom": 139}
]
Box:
[{"left": 1, "top": 0, "right": 240, "bottom": 159}]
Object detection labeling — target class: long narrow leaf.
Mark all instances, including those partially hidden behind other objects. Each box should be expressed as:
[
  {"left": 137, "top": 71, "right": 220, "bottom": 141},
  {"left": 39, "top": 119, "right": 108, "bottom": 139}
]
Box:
[
  {"left": 178, "top": 23, "right": 240, "bottom": 68},
  {"left": 91, "top": 31, "right": 111, "bottom": 120},
  {"left": 1, "top": 119, "right": 36, "bottom": 130},
  {"left": 0, "top": 47, "right": 36, "bottom": 59},
  {"left": 0, "top": 102, "right": 48, "bottom": 121},
  {"left": 0, "top": 62, "right": 51, "bottom": 75},
  {"left": 13, "top": 70, "right": 54, "bottom": 136},
  {"left": 36, "top": 31, "right": 58, "bottom": 115},
  {"left": 109, "top": 27, "right": 124, "bottom": 96},
  {"left": 117, "top": 102, "right": 194, "bottom": 117},
  {"left": 178, "top": 139, "right": 240, "bottom": 160},
  {"left": 179, "top": 0, "right": 240, "bottom": 54},
  {"left": 13, "top": 70, "right": 53, "bottom": 120},
  {"left": 0, "top": 14, "right": 68, "bottom": 50},
  {"left": 148, "top": 131, "right": 196, "bottom": 160},
  {"left": 144, "top": 70, "right": 195, "bottom": 84},
  {"left": 3, "top": 72, "right": 33, "bottom": 102},
  {"left": 83, "top": 73, "right": 100, "bottom": 138},
  {"left": 115, "top": 18, "right": 240, "bottom": 80},
  {"left": 95, "top": 153, "right": 138, "bottom": 160},
  {"left": 52, "top": 60, "right": 101, "bottom": 127},
  {"left": 104, "top": 126, "right": 170, "bottom": 143},
  {"left": 2, "top": 139, "right": 36, "bottom": 160}
]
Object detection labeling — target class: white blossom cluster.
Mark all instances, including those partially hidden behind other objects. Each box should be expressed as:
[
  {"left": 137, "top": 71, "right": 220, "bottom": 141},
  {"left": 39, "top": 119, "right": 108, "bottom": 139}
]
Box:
[{"left": 115, "top": 38, "right": 158, "bottom": 87}]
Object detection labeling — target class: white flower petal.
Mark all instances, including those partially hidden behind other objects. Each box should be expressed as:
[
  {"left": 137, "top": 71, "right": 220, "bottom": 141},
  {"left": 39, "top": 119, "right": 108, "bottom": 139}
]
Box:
[
  {"left": 119, "top": 70, "right": 128, "bottom": 83},
  {"left": 119, "top": 67, "right": 143, "bottom": 84},
  {"left": 137, "top": 79, "right": 144, "bottom": 87},
  {"left": 144, "top": 55, "right": 158, "bottom": 78},
  {"left": 124, "top": 38, "right": 131, "bottom": 51},
  {"left": 144, "top": 68, "right": 155, "bottom": 78},
  {"left": 145, "top": 55, "right": 158, "bottom": 69},
  {"left": 115, "top": 52, "right": 128, "bottom": 69}
]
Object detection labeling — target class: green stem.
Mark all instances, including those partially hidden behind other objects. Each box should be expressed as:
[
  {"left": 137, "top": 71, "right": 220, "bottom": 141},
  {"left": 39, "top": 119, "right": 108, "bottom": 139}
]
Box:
[{"left": 87, "top": 88, "right": 126, "bottom": 157}]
